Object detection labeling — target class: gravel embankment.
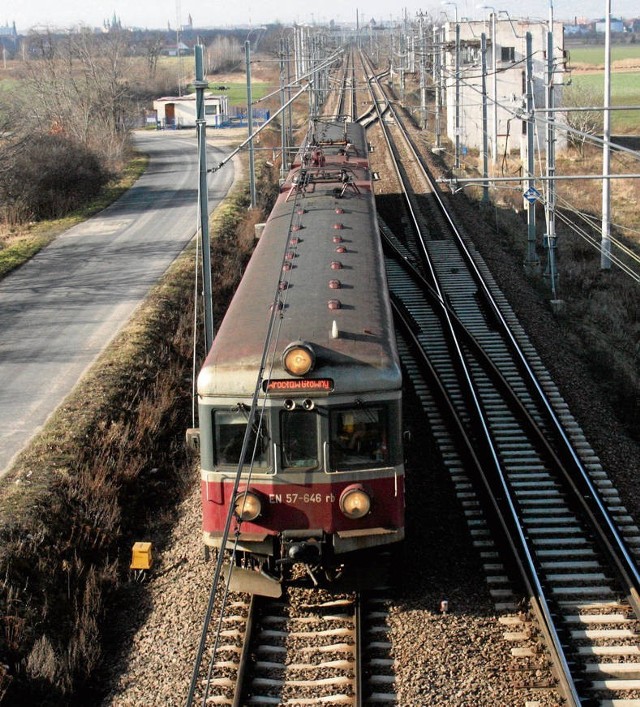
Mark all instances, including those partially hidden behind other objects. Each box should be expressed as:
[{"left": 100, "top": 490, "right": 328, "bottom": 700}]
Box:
[{"left": 100, "top": 488, "right": 210, "bottom": 706}]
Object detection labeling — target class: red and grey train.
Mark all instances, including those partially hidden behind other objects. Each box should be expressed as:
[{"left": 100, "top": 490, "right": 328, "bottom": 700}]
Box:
[{"left": 194, "top": 118, "right": 404, "bottom": 596}]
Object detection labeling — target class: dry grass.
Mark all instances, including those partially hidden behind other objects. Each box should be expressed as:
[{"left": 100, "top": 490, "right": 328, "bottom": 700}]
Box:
[
  {"left": 512, "top": 148, "right": 639, "bottom": 424},
  {"left": 0, "top": 158, "right": 278, "bottom": 703},
  {"left": 0, "top": 246, "right": 198, "bottom": 700}
]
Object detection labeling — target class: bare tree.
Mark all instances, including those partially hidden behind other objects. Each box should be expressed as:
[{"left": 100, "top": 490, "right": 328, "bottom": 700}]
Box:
[
  {"left": 139, "top": 31, "right": 165, "bottom": 79},
  {"left": 21, "top": 29, "right": 137, "bottom": 169},
  {"left": 0, "top": 29, "right": 136, "bottom": 224},
  {"left": 561, "top": 84, "right": 604, "bottom": 157}
]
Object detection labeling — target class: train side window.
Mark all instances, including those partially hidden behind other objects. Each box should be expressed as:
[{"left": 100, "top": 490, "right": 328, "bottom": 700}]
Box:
[
  {"left": 329, "top": 406, "right": 389, "bottom": 471},
  {"left": 213, "top": 410, "right": 270, "bottom": 469},
  {"left": 280, "top": 410, "right": 319, "bottom": 469}
]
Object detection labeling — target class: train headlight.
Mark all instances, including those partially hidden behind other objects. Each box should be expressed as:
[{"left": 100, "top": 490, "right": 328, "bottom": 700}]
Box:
[
  {"left": 283, "top": 341, "right": 315, "bottom": 376},
  {"left": 339, "top": 485, "right": 371, "bottom": 519},
  {"left": 234, "top": 491, "right": 262, "bottom": 522}
]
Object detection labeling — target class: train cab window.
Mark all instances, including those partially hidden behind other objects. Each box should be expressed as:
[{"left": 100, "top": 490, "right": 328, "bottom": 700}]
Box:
[
  {"left": 213, "top": 410, "right": 269, "bottom": 469},
  {"left": 330, "top": 407, "right": 389, "bottom": 471},
  {"left": 280, "top": 410, "right": 319, "bottom": 469}
]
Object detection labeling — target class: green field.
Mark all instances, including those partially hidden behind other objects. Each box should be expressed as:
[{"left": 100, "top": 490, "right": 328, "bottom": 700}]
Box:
[
  {"left": 569, "top": 44, "right": 640, "bottom": 65},
  {"left": 157, "top": 56, "right": 273, "bottom": 106},
  {"left": 205, "top": 80, "right": 273, "bottom": 106},
  {"left": 571, "top": 72, "right": 640, "bottom": 133}
]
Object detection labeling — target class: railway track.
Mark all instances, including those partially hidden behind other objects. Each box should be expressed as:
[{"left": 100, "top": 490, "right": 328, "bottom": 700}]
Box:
[
  {"left": 189, "top": 586, "right": 396, "bottom": 706},
  {"left": 184, "top": 67, "right": 399, "bottom": 707},
  {"left": 325, "top": 45, "right": 358, "bottom": 123},
  {"left": 359, "top": 50, "right": 640, "bottom": 706},
  {"left": 181, "top": 50, "right": 638, "bottom": 707}
]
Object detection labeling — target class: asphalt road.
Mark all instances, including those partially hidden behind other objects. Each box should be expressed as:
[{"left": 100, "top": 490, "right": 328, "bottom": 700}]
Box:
[{"left": 0, "top": 130, "right": 235, "bottom": 477}]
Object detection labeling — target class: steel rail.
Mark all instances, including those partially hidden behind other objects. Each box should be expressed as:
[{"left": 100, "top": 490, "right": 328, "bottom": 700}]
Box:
[
  {"left": 387, "top": 94, "right": 640, "bottom": 616},
  {"left": 232, "top": 595, "right": 259, "bottom": 707},
  {"left": 354, "top": 593, "right": 363, "bottom": 707},
  {"left": 384, "top": 234, "right": 581, "bottom": 706},
  {"left": 361, "top": 52, "right": 584, "bottom": 704},
  {"left": 368, "top": 51, "right": 640, "bottom": 699}
]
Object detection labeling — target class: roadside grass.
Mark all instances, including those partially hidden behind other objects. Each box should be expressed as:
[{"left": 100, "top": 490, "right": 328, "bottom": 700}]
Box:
[
  {"left": 0, "top": 153, "right": 148, "bottom": 279},
  {"left": 0, "top": 78, "right": 19, "bottom": 91},
  {"left": 0, "top": 160, "right": 279, "bottom": 702}
]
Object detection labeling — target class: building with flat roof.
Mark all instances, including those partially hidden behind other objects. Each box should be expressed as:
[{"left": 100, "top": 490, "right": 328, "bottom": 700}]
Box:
[
  {"left": 440, "top": 17, "right": 566, "bottom": 160},
  {"left": 152, "top": 93, "right": 229, "bottom": 128}
]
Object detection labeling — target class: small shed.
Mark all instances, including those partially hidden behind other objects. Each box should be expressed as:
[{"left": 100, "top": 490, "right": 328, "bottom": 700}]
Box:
[{"left": 153, "top": 93, "right": 229, "bottom": 129}]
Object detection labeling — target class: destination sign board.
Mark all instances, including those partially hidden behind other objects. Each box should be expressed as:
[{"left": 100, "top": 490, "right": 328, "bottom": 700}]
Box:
[{"left": 263, "top": 378, "right": 334, "bottom": 393}]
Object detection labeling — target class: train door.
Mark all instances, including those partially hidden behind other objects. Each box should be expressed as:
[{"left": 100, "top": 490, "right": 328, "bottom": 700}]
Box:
[{"left": 164, "top": 103, "right": 175, "bottom": 128}]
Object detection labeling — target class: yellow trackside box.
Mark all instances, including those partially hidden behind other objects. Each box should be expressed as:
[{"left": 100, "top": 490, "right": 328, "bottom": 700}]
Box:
[{"left": 130, "top": 542, "right": 153, "bottom": 571}]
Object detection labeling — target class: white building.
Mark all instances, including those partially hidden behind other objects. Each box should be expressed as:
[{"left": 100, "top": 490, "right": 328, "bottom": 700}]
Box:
[
  {"left": 152, "top": 93, "right": 229, "bottom": 128},
  {"left": 441, "top": 17, "right": 566, "bottom": 160},
  {"left": 595, "top": 18, "right": 625, "bottom": 33}
]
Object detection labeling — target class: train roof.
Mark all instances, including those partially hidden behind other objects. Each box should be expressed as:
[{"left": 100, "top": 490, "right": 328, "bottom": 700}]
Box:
[{"left": 198, "top": 120, "right": 401, "bottom": 400}]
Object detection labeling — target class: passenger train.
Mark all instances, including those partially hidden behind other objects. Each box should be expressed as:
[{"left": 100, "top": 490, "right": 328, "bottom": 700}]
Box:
[{"left": 191, "top": 118, "right": 404, "bottom": 596}]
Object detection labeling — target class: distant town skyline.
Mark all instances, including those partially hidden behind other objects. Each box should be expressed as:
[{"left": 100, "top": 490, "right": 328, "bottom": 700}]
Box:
[{"left": 7, "top": 0, "right": 638, "bottom": 34}]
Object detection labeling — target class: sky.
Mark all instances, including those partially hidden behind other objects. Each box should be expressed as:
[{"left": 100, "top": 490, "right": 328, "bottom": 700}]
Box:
[{"left": 5, "top": 0, "right": 638, "bottom": 34}]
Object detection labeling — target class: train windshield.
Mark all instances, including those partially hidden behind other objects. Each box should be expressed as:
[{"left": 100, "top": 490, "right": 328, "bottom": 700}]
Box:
[
  {"left": 329, "top": 406, "right": 389, "bottom": 471},
  {"left": 213, "top": 410, "right": 270, "bottom": 469},
  {"left": 280, "top": 410, "right": 319, "bottom": 469}
]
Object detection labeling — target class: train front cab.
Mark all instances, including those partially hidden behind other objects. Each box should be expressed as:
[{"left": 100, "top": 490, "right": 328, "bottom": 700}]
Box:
[{"left": 198, "top": 389, "right": 404, "bottom": 596}]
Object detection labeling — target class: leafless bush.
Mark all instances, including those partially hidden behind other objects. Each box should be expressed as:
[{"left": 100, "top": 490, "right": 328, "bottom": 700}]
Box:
[
  {"left": 0, "top": 133, "right": 109, "bottom": 223},
  {"left": 67, "top": 566, "right": 104, "bottom": 678},
  {"left": 26, "top": 636, "right": 57, "bottom": 685},
  {"left": 0, "top": 664, "right": 10, "bottom": 701},
  {"left": 561, "top": 85, "right": 604, "bottom": 157}
]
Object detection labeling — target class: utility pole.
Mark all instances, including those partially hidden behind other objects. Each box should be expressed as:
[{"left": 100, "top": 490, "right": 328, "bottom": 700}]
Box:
[
  {"left": 481, "top": 33, "right": 489, "bottom": 204},
  {"left": 601, "top": 0, "right": 612, "bottom": 269},
  {"left": 491, "top": 11, "right": 497, "bottom": 164},
  {"left": 454, "top": 21, "right": 461, "bottom": 169},
  {"left": 309, "top": 35, "right": 317, "bottom": 116},
  {"left": 288, "top": 37, "right": 294, "bottom": 150},
  {"left": 400, "top": 32, "right": 406, "bottom": 104},
  {"left": 419, "top": 14, "right": 427, "bottom": 130},
  {"left": 175, "top": 0, "right": 183, "bottom": 96},
  {"left": 279, "top": 38, "right": 288, "bottom": 180},
  {"left": 524, "top": 32, "right": 540, "bottom": 272},
  {"left": 434, "top": 25, "right": 442, "bottom": 150},
  {"left": 245, "top": 40, "right": 256, "bottom": 209},
  {"left": 544, "top": 2, "right": 558, "bottom": 297},
  {"left": 194, "top": 45, "right": 214, "bottom": 353}
]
